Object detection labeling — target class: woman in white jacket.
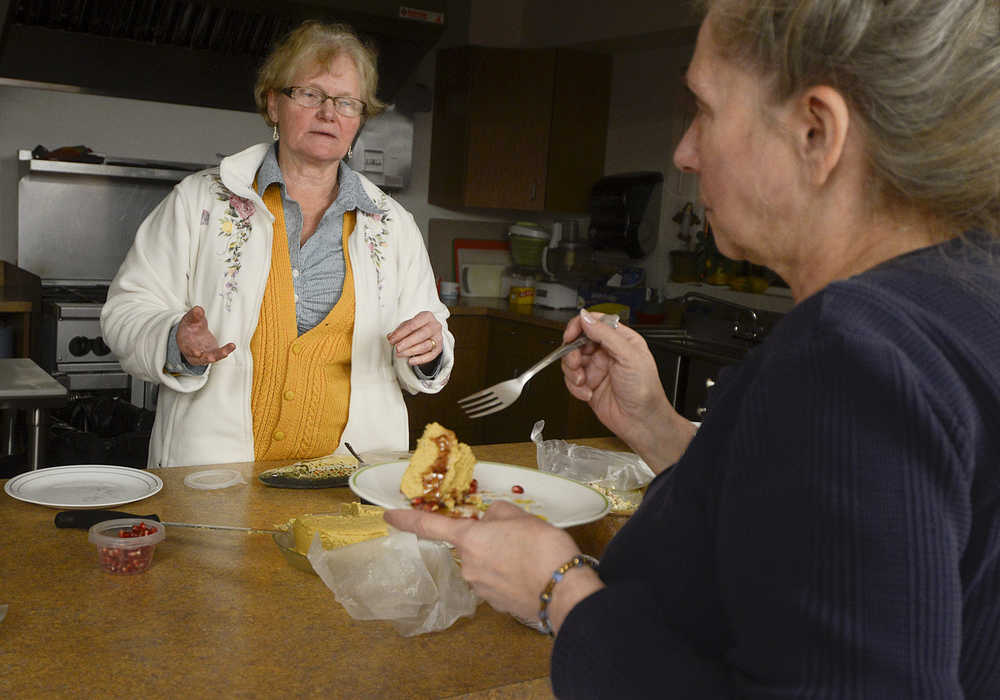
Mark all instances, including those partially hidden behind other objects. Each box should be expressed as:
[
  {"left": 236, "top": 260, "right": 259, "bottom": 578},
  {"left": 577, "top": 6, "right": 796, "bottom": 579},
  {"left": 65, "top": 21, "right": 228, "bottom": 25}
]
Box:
[{"left": 101, "top": 21, "right": 453, "bottom": 468}]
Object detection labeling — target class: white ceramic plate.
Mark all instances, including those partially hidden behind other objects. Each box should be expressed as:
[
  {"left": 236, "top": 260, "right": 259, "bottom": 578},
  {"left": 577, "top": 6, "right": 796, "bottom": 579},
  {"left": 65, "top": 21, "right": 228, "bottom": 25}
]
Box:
[
  {"left": 349, "top": 460, "right": 610, "bottom": 528},
  {"left": 4, "top": 465, "right": 163, "bottom": 509}
]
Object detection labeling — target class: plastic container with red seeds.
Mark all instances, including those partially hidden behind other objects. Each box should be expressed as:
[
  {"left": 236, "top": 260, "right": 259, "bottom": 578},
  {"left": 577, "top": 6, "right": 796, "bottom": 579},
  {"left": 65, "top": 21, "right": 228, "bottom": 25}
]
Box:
[{"left": 88, "top": 518, "right": 165, "bottom": 575}]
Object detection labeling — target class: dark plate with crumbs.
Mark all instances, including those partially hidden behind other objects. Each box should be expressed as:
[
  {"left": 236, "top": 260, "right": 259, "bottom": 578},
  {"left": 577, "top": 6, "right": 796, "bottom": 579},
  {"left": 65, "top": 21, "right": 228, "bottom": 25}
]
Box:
[{"left": 257, "top": 456, "right": 359, "bottom": 489}]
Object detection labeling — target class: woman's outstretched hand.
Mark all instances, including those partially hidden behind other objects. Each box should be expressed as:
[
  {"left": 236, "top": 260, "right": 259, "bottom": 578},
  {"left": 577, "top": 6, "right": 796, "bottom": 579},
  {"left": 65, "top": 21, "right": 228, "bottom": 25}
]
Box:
[
  {"left": 176, "top": 305, "right": 236, "bottom": 366},
  {"left": 388, "top": 311, "right": 443, "bottom": 365},
  {"left": 561, "top": 309, "right": 695, "bottom": 472},
  {"left": 384, "top": 501, "right": 599, "bottom": 629}
]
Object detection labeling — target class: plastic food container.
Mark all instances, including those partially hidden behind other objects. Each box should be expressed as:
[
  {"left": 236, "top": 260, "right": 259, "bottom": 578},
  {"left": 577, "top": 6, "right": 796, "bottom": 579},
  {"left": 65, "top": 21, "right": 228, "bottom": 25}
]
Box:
[
  {"left": 88, "top": 518, "right": 165, "bottom": 575},
  {"left": 508, "top": 271, "right": 537, "bottom": 313}
]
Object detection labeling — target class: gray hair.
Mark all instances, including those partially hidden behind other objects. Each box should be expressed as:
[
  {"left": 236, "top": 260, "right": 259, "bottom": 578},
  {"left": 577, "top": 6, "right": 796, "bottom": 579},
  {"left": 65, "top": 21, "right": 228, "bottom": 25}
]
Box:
[{"left": 699, "top": 0, "right": 1000, "bottom": 236}]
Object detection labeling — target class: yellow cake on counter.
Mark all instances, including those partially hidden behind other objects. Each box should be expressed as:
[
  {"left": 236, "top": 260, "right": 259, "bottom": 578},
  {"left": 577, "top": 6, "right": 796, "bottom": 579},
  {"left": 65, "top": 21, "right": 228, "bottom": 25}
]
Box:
[
  {"left": 400, "top": 422, "right": 477, "bottom": 510},
  {"left": 289, "top": 502, "right": 387, "bottom": 554}
]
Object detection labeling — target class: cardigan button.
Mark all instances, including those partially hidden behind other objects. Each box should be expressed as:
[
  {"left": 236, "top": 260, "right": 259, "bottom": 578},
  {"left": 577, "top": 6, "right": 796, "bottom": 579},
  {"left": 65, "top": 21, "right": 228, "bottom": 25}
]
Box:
[
  {"left": 284, "top": 390, "right": 295, "bottom": 401},
  {"left": 273, "top": 431, "right": 285, "bottom": 441},
  {"left": 291, "top": 344, "right": 302, "bottom": 355}
]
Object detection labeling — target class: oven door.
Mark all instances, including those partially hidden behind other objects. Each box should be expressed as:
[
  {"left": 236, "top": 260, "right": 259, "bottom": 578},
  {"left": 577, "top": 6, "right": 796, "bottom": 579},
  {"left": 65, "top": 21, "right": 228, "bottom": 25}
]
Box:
[
  {"left": 53, "top": 363, "right": 158, "bottom": 411},
  {"left": 54, "top": 362, "right": 130, "bottom": 391}
]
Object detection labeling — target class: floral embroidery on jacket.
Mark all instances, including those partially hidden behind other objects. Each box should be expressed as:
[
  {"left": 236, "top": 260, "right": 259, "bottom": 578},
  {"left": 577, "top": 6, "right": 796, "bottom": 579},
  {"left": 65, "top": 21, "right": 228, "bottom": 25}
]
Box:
[
  {"left": 360, "top": 193, "right": 392, "bottom": 306},
  {"left": 208, "top": 173, "right": 256, "bottom": 311}
]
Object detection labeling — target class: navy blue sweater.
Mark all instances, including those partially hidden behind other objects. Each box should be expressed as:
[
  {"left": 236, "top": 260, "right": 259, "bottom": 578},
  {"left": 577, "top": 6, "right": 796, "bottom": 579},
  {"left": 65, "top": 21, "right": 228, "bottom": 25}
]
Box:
[{"left": 552, "top": 236, "right": 1000, "bottom": 698}]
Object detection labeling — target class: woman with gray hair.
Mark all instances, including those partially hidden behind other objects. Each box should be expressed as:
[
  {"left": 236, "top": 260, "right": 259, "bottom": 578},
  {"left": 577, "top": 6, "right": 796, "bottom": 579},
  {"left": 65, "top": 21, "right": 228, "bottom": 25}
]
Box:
[
  {"left": 386, "top": 0, "right": 1000, "bottom": 696},
  {"left": 102, "top": 21, "right": 453, "bottom": 468}
]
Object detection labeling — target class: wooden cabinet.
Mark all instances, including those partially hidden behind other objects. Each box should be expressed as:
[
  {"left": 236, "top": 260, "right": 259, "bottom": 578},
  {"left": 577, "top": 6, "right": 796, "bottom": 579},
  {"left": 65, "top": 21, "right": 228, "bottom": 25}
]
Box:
[
  {"left": 404, "top": 316, "right": 490, "bottom": 447},
  {"left": 479, "top": 319, "right": 563, "bottom": 443},
  {"left": 404, "top": 313, "right": 612, "bottom": 449},
  {"left": 0, "top": 262, "right": 40, "bottom": 359},
  {"left": 429, "top": 46, "right": 611, "bottom": 213}
]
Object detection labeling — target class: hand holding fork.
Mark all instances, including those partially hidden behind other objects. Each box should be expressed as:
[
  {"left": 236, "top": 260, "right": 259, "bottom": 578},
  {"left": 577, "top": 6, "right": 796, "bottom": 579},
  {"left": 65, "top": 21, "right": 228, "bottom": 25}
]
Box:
[{"left": 457, "top": 313, "right": 620, "bottom": 418}]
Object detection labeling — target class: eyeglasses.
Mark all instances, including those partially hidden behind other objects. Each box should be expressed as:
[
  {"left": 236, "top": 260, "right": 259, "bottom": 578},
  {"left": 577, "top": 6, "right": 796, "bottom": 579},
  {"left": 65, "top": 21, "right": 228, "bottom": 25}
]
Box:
[{"left": 280, "top": 87, "right": 366, "bottom": 118}]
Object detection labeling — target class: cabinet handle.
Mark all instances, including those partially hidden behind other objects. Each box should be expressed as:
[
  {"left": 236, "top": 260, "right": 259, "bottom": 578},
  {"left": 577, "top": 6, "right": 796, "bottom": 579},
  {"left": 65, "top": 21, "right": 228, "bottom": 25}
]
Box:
[
  {"left": 529, "top": 181, "right": 537, "bottom": 201},
  {"left": 705, "top": 378, "right": 716, "bottom": 389},
  {"left": 696, "top": 406, "right": 709, "bottom": 418}
]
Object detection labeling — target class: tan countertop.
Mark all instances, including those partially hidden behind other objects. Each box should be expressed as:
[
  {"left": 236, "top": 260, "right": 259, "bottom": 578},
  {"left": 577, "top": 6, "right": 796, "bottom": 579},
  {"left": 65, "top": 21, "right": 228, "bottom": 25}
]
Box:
[{"left": 0, "top": 437, "right": 629, "bottom": 699}]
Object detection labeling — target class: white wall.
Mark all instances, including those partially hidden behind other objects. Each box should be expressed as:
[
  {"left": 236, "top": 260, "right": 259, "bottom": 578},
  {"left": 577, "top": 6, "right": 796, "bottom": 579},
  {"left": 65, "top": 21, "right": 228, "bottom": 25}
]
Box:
[
  {"left": 521, "top": 0, "right": 699, "bottom": 47},
  {"left": 394, "top": 0, "right": 520, "bottom": 242},
  {"left": 603, "top": 43, "right": 700, "bottom": 291},
  {"left": 0, "top": 87, "right": 269, "bottom": 264},
  {"left": 468, "top": 0, "right": 526, "bottom": 46}
]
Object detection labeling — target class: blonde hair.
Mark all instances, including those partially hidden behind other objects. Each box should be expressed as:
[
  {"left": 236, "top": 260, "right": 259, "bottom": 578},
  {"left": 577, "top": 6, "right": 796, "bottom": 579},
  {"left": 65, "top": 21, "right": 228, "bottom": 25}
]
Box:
[
  {"left": 254, "top": 20, "right": 386, "bottom": 125},
  {"left": 699, "top": 0, "right": 1000, "bottom": 236}
]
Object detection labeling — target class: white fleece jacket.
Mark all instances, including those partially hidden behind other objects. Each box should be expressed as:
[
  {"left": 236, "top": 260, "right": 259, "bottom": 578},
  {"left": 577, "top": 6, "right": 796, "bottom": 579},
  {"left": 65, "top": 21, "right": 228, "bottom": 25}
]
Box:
[{"left": 101, "top": 143, "right": 454, "bottom": 468}]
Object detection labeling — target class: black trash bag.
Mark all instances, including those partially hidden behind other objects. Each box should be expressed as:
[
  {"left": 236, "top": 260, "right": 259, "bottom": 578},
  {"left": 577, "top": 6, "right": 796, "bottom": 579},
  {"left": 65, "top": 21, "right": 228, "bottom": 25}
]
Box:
[{"left": 48, "top": 397, "right": 155, "bottom": 468}]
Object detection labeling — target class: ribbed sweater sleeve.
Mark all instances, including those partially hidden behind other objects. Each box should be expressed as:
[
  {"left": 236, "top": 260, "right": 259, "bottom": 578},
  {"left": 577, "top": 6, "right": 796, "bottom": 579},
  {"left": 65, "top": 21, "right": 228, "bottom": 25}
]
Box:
[{"left": 552, "top": 277, "right": 1000, "bottom": 698}]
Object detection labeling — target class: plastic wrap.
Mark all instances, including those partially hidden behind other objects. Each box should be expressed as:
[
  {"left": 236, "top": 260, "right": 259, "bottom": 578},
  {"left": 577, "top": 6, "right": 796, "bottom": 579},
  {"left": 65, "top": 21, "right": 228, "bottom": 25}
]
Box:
[
  {"left": 307, "top": 530, "right": 479, "bottom": 636},
  {"left": 531, "top": 420, "right": 654, "bottom": 514},
  {"left": 531, "top": 420, "right": 654, "bottom": 490}
]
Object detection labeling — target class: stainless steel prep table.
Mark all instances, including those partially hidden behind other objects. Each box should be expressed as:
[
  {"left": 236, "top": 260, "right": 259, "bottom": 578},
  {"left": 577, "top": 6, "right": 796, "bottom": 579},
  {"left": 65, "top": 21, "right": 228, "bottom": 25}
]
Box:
[{"left": 0, "top": 358, "right": 68, "bottom": 469}]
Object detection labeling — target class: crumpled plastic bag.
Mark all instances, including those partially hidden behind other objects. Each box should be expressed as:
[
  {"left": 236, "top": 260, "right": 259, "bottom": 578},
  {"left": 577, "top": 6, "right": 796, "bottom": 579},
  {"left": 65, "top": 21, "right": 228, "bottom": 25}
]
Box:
[
  {"left": 307, "top": 530, "right": 479, "bottom": 636},
  {"left": 531, "top": 420, "right": 655, "bottom": 491}
]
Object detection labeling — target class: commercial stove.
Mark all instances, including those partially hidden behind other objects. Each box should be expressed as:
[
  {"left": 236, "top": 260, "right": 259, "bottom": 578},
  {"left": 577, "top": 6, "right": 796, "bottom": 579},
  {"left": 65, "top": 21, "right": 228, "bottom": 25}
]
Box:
[
  {"left": 636, "top": 293, "right": 783, "bottom": 421},
  {"left": 37, "top": 284, "right": 156, "bottom": 409}
]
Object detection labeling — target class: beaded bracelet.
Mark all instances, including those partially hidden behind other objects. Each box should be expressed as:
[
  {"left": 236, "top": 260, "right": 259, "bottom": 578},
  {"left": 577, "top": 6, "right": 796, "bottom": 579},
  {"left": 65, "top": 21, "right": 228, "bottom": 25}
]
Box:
[{"left": 538, "top": 553, "right": 600, "bottom": 637}]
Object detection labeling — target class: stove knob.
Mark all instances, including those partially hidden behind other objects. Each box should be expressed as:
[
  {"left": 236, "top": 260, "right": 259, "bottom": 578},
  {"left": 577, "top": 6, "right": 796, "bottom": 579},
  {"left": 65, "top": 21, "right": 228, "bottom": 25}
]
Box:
[
  {"left": 92, "top": 337, "right": 111, "bottom": 356},
  {"left": 69, "top": 336, "right": 91, "bottom": 357}
]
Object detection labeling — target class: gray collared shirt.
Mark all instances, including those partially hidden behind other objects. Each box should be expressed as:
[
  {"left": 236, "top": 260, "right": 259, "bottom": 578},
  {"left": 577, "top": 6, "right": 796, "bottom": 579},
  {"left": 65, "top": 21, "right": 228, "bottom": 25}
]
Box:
[
  {"left": 255, "top": 144, "right": 380, "bottom": 335},
  {"left": 166, "top": 144, "right": 440, "bottom": 378}
]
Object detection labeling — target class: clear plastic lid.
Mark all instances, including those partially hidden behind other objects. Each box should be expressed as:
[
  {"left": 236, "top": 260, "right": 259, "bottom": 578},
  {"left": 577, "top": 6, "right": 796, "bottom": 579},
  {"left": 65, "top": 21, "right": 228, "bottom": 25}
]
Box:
[
  {"left": 183, "top": 469, "right": 247, "bottom": 490},
  {"left": 88, "top": 518, "right": 166, "bottom": 548}
]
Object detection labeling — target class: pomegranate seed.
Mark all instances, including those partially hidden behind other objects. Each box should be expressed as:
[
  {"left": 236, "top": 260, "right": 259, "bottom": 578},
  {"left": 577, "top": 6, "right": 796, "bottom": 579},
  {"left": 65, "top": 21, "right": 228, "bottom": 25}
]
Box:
[{"left": 511, "top": 484, "right": 524, "bottom": 494}]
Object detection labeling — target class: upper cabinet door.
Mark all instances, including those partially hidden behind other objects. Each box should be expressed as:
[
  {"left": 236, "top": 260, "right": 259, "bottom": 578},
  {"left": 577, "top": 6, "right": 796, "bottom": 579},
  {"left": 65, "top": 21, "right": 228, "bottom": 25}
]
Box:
[
  {"left": 429, "top": 46, "right": 610, "bottom": 213},
  {"left": 464, "top": 48, "right": 554, "bottom": 210}
]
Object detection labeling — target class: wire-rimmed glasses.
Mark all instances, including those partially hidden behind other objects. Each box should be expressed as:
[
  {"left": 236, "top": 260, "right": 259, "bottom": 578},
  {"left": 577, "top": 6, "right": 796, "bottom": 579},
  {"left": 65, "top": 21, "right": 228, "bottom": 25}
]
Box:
[{"left": 281, "top": 86, "right": 366, "bottom": 118}]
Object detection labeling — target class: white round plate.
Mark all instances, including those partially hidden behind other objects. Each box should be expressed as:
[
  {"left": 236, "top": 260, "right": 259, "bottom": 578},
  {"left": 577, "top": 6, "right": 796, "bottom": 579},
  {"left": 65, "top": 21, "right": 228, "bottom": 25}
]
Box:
[
  {"left": 349, "top": 460, "right": 610, "bottom": 528},
  {"left": 4, "top": 465, "right": 163, "bottom": 509}
]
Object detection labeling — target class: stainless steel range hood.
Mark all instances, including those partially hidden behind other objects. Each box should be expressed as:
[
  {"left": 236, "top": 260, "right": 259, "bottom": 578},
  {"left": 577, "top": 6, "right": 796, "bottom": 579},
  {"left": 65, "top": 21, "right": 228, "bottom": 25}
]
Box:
[{"left": 0, "top": 0, "right": 446, "bottom": 111}]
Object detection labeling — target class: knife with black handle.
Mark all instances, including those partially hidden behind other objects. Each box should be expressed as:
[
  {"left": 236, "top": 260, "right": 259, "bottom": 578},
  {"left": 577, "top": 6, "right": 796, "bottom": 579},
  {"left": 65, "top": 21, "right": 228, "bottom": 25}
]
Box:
[
  {"left": 55, "top": 510, "right": 161, "bottom": 529},
  {"left": 54, "top": 509, "right": 279, "bottom": 535}
]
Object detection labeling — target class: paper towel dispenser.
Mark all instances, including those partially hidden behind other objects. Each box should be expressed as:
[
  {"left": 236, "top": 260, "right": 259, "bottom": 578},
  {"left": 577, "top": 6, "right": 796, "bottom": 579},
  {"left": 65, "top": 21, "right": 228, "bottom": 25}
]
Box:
[
  {"left": 588, "top": 172, "right": 663, "bottom": 258},
  {"left": 346, "top": 106, "right": 413, "bottom": 190}
]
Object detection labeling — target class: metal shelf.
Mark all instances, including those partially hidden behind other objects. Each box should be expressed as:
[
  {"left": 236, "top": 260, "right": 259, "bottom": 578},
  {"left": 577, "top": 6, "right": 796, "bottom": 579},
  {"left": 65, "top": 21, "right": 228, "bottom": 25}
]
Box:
[{"left": 18, "top": 149, "right": 210, "bottom": 182}]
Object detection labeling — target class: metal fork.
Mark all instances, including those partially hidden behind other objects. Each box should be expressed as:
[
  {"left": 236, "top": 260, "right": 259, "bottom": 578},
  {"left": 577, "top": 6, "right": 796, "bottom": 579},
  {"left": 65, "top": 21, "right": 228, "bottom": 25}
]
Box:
[{"left": 458, "top": 314, "right": 620, "bottom": 418}]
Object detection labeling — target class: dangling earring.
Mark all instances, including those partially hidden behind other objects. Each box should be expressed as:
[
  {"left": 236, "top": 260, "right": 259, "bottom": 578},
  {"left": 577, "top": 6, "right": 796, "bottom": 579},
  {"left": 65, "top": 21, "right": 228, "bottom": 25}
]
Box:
[
  {"left": 347, "top": 145, "right": 353, "bottom": 159},
  {"left": 272, "top": 124, "right": 279, "bottom": 141}
]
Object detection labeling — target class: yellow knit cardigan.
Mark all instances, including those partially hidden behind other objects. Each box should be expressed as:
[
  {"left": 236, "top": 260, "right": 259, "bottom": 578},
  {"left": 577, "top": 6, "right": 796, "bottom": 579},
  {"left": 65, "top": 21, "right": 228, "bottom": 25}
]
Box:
[{"left": 250, "top": 183, "right": 356, "bottom": 461}]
